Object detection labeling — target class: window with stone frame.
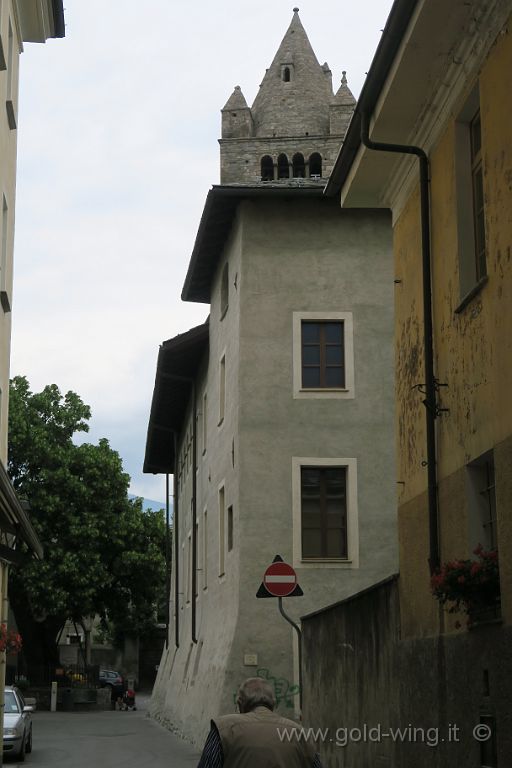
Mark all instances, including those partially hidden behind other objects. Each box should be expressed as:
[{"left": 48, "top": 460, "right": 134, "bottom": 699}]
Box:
[
  {"left": 301, "top": 320, "right": 345, "bottom": 389},
  {"left": 293, "top": 311, "right": 354, "bottom": 400},
  {"left": 301, "top": 466, "right": 347, "bottom": 559}
]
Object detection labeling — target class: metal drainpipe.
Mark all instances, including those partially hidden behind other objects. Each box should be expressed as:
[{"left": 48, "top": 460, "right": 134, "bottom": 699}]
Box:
[
  {"left": 360, "top": 111, "right": 440, "bottom": 573},
  {"left": 173, "top": 434, "right": 180, "bottom": 648},
  {"left": 191, "top": 382, "right": 198, "bottom": 644}
]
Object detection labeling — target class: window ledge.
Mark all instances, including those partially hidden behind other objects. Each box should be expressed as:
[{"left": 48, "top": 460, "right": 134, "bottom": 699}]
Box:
[
  {"left": 301, "top": 558, "right": 352, "bottom": 563},
  {"left": 301, "top": 387, "right": 349, "bottom": 393},
  {"left": 455, "top": 275, "right": 488, "bottom": 314}
]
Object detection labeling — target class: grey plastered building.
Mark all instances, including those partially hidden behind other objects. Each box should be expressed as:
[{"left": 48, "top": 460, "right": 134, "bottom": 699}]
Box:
[{"left": 144, "top": 10, "right": 397, "bottom": 744}]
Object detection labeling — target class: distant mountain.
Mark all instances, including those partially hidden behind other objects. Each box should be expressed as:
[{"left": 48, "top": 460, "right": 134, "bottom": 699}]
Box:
[{"left": 128, "top": 494, "right": 168, "bottom": 513}]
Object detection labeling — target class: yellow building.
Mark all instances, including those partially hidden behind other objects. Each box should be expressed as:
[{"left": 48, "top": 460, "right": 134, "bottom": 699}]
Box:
[
  {"left": 0, "top": 0, "right": 64, "bottom": 754},
  {"left": 326, "top": 0, "right": 512, "bottom": 764}
]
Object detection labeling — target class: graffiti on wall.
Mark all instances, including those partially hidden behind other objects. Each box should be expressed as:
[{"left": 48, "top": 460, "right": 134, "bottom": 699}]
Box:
[{"left": 233, "top": 667, "right": 300, "bottom": 709}]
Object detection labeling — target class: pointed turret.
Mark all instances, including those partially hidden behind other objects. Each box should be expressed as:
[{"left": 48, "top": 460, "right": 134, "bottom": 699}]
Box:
[
  {"left": 251, "top": 8, "right": 333, "bottom": 137},
  {"left": 330, "top": 71, "right": 356, "bottom": 135},
  {"left": 222, "top": 85, "right": 254, "bottom": 139}
]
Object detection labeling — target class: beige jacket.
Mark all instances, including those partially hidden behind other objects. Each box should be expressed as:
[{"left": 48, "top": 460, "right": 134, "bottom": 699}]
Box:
[{"left": 213, "top": 706, "right": 317, "bottom": 767}]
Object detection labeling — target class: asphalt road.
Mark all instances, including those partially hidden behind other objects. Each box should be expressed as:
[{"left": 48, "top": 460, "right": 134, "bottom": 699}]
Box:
[{"left": 4, "top": 694, "right": 201, "bottom": 768}]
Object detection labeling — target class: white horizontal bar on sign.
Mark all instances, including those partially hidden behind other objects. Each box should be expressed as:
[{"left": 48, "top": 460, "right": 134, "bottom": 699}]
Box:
[{"left": 265, "top": 575, "right": 296, "bottom": 583}]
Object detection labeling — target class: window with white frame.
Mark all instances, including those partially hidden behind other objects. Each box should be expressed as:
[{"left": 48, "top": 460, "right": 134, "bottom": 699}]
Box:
[
  {"left": 292, "top": 457, "right": 359, "bottom": 568},
  {"left": 455, "top": 85, "right": 488, "bottom": 309},
  {"left": 293, "top": 311, "right": 354, "bottom": 399}
]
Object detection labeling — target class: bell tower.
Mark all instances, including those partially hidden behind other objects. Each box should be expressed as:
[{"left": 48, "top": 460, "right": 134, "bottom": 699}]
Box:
[{"left": 219, "top": 8, "right": 355, "bottom": 184}]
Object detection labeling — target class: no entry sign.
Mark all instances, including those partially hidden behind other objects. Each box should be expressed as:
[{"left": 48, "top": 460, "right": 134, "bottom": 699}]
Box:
[
  {"left": 256, "top": 555, "right": 303, "bottom": 598},
  {"left": 264, "top": 561, "right": 297, "bottom": 597}
]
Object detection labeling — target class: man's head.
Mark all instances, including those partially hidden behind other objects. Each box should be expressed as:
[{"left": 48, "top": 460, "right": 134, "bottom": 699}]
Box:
[{"left": 236, "top": 677, "right": 276, "bottom": 713}]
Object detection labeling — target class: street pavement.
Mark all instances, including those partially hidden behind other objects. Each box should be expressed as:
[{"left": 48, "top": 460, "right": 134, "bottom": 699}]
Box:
[{"left": 4, "top": 693, "right": 201, "bottom": 767}]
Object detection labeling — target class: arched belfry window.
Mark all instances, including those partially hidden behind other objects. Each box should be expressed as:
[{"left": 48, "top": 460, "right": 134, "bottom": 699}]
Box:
[
  {"left": 281, "top": 64, "right": 293, "bottom": 82},
  {"left": 278, "top": 154, "right": 290, "bottom": 179},
  {"left": 293, "top": 153, "right": 305, "bottom": 178},
  {"left": 309, "top": 153, "right": 322, "bottom": 178},
  {"left": 261, "top": 156, "right": 274, "bottom": 181}
]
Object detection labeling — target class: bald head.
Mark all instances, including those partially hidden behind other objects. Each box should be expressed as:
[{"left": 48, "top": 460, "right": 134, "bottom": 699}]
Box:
[{"left": 236, "top": 677, "right": 276, "bottom": 713}]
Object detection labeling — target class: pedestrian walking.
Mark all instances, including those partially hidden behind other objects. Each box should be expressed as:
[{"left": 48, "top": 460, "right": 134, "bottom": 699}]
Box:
[{"left": 197, "top": 677, "right": 324, "bottom": 767}]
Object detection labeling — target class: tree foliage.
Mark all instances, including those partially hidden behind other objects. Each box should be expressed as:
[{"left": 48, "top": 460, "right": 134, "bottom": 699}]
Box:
[{"left": 8, "top": 376, "right": 166, "bottom": 672}]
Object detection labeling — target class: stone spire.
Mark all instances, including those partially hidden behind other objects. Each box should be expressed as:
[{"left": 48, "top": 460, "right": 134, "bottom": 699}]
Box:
[
  {"left": 251, "top": 9, "right": 334, "bottom": 137},
  {"left": 222, "top": 85, "right": 254, "bottom": 139},
  {"left": 332, "top": 71, "right": 356, "bottom": 106},
  {"left": 330, "top": 71, "right": 356, "bottom": 136},
  {"left": 223, "top": 85, "right": 249, "bottom": 111}
]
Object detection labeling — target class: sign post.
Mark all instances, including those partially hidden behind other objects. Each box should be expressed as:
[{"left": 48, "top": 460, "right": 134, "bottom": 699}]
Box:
[{"left": 256, "top": 555, "right": 303, "bottom": 710}]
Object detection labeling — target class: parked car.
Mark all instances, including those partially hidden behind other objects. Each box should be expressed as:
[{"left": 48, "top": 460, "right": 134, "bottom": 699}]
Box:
[
  {"left": 99, "top": 669, "right": 124, "bottom": 699},
  {"left": 3, "top": 686, "right": 33, "bottom": 761}
]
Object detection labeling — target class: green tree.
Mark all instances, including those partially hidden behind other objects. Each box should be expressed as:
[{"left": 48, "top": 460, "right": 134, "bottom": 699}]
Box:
[{"left": 8, "top": 376, "right": 166, "bottom": 675}]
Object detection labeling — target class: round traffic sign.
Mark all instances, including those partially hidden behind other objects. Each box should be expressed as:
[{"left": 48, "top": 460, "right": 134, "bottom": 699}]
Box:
[{"left": 263, "top": 561, "right": 297, "bottom": 597}]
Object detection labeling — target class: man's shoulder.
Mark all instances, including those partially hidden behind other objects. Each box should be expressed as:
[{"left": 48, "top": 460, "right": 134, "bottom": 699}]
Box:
[{"left": 214, "top": 709, "right": 300, "bottom": 728}]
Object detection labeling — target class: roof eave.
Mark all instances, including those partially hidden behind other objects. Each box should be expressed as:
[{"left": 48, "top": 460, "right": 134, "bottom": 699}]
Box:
[
  {"left": 143, "top": 323, "right": 209, "bottom": 475},
  {"left": 15, "top": 0, "right": 65, "bottom": 43},
  {"left": 182, "top": 184, "right": 326, "bottom": 303}
]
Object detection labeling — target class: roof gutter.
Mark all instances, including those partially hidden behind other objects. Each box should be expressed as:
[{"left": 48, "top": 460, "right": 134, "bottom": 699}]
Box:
[{"left": 359, "top": 111, "right": 440, "bottom": 573}]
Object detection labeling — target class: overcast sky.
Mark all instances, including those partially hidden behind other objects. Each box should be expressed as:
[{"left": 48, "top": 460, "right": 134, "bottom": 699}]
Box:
[{"left": 11, "top": 0, "right": 394, "bottom": 504}]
